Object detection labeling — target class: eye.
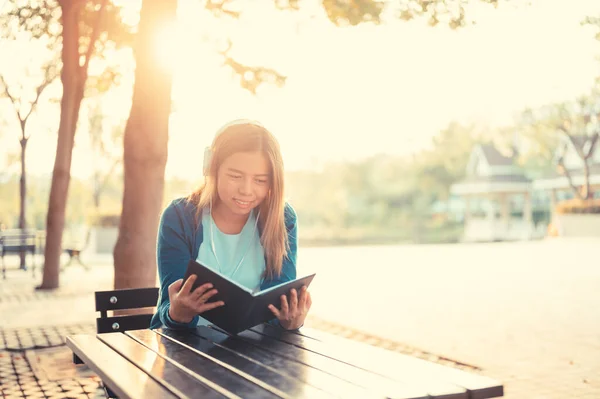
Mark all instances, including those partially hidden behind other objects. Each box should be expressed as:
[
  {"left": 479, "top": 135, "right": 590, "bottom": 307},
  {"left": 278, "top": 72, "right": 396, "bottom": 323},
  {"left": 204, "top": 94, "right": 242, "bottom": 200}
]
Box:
[
  {"left": 228, "top": 174, "right": 242, "bottom": 180},
  {"left": 255, "top": 179, "right": 268, "bottom": 184}
]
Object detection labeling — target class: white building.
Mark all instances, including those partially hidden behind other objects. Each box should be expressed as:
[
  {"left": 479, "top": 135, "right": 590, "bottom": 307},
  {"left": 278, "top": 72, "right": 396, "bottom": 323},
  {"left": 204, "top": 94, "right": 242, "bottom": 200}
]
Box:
[
  {"left": 533, "top": 135, "right": 600, "bottom": 207},
  {"left": 451, "top": 136, "right": 600, "bottom": 241},
  {"left": 450, "top": 144, "right": 545, "bottom": 242}
]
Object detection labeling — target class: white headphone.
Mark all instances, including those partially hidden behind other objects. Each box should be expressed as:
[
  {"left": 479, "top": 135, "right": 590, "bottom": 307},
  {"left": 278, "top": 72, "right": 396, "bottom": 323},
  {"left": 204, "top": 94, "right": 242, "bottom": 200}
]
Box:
[{"left": 202, "top": 118, "right": 265, "bottom": 176}]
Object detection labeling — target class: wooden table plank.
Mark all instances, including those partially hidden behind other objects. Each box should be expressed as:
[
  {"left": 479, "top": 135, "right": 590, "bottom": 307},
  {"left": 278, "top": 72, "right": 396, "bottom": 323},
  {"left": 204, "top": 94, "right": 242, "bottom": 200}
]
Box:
[
  {"left": 263, "top": 325, "right": 504, "bottom": 399},
  {"left": 66, "top": 334, "right": 179, "bottom": 399},
  {"left": 250, "top": 324, "right": 468, "bottom": 399},
  {"left": 68, "top": 324, "right": 503, "bottom": 399},
  {"left": 141, "top": 329, "right": 333, "bottom": 399},
  {"left": 207, "top": 326, "right": 432, "bottom": 399},
  {"left": 187, "top": 326, "right": 385, "bottom": 399},
  {"left": 99, "top": 332, "right": 271, "bottom": 399}
]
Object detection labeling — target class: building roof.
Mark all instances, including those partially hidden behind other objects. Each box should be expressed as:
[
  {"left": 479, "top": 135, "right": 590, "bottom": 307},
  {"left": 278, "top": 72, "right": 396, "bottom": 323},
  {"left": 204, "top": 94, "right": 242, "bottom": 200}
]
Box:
[
  {"left": 569, "top": 135, "right": 591, "bottom": 152},
  {"left": 558, "top": 134, "right": 600, "bottom": 163},
  {"left": 479, "top": 144, "right": 516, "bottom": 167}
]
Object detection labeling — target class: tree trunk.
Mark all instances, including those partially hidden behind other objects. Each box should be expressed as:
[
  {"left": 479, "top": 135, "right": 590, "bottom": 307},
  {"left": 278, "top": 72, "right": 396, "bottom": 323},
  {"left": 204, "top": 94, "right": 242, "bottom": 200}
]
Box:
[
  {"left": 19, "top": 137, "right": 28, "bottom": 269},
  {"left": 113, "top": 0, "right": 176, "bottom": 290},
  {"left": 581, "top": 133, "right": 598, "bottom": 201},
  {"left": 582, "top": 159, "right": 591, "bottom": 200},
  {"left": 558, "top": 157, "right": 583, "bottom": 201},
  {"left": 38, "top": 3, "right": 85, "bottom": 290},
  {"left": 92, "top": 159, "right": 120, "bottom": 212},
  {"left": 93, "top": 186, "right": 101, "bottom": 210}
]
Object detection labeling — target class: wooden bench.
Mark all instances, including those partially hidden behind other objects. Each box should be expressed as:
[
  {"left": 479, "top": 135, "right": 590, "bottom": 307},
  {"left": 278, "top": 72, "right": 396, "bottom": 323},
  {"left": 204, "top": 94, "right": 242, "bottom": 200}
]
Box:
[
  {"left": 67, "top": 324, "right": 504, "bottom": 399},
  {"left": 0, "top": 229, "right": 39, "bottom": 279}
]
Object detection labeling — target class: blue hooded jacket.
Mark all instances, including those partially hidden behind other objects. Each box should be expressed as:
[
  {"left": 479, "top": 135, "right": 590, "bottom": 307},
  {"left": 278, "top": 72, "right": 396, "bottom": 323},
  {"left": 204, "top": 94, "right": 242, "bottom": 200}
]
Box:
[{"left": 149, "top": 197, "right": 298, "bottom": 330}]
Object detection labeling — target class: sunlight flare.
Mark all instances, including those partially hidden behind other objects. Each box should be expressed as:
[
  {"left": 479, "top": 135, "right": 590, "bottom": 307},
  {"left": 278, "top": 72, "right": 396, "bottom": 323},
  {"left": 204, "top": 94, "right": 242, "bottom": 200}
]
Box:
[{"left": 154, "top": 20, "right": 180, "bottom": 72}]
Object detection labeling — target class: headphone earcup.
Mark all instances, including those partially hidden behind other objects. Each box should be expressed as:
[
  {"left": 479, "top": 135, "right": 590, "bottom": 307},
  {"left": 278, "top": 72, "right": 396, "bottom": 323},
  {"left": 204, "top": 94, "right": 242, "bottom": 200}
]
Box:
[{"left": 203, "top": 146, "right": 212, "bottom": 176}]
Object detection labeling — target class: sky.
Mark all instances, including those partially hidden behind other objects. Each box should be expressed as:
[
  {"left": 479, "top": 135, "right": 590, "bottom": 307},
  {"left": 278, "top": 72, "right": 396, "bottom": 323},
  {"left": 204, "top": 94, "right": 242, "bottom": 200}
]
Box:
[{"left": 1, "top": 0, "right": 600, "bottom": 182}]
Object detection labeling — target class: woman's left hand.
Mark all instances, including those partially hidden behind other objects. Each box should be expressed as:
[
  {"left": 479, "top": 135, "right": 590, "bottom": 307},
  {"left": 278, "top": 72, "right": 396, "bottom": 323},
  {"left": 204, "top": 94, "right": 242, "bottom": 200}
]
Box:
[{"left": 268, "top": 285, "right": 312, "bottom": 330}]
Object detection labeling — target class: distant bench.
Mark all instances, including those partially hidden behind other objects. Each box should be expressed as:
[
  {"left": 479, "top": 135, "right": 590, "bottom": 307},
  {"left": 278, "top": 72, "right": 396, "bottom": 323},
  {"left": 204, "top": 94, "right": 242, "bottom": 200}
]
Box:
[{"left": 0, "top": 229, "right": 41, "bottom": 279}]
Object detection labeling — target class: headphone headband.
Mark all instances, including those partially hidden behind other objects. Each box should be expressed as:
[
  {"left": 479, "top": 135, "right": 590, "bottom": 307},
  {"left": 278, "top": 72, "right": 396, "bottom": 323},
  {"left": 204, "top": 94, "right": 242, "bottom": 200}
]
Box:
[{"left": 203, "top": 119, "right": 265, "bottom": 176}]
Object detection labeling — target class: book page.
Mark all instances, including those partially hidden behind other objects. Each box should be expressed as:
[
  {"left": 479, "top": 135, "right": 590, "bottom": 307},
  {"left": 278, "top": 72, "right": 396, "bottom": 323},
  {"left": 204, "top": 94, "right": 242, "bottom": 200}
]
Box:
[
  {"left": 253, "top": 274, "right": 314, "bottom": 297},
  {"left": 215, "top": 269, "right": 254, "bottom": 294}
]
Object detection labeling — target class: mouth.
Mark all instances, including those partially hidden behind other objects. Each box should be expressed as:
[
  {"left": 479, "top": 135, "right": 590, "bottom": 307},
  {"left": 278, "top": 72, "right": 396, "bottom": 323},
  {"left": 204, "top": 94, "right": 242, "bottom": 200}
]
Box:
[{"left": 233, "top": 199, "right": 253, "bottom": 208}]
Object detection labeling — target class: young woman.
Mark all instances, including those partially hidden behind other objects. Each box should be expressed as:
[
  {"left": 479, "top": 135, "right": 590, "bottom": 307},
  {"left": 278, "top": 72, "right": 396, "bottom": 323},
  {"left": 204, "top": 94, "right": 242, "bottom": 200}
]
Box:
[{"left": 150, "top": 119, "right": 311, "bottom": 331}]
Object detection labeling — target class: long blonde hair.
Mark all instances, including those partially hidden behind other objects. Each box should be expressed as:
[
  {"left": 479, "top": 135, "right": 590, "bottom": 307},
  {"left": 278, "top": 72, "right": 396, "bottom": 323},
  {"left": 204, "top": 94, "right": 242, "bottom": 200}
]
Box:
[{"left": 188, "top": 121, "right": 288, "bottom": 279}]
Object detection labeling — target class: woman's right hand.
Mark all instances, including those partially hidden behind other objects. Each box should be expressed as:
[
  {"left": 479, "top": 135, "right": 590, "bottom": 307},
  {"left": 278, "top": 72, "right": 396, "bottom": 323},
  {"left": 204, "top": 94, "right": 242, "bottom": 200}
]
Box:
[{"left": 167, "top": 275, "right": 224, "bottom": 323}]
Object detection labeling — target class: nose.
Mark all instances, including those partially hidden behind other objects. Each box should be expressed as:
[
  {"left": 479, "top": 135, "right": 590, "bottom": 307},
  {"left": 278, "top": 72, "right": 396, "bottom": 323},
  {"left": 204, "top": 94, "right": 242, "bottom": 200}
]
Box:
[{"left": 238, "top": 177, "right": 252, "bottom": 196}]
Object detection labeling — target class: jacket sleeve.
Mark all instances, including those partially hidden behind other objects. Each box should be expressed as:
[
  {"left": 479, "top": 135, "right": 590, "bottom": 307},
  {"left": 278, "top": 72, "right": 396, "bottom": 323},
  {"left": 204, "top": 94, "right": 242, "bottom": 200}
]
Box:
[{"left": 151, "top": 201, "right": 200, "bottom": 330}]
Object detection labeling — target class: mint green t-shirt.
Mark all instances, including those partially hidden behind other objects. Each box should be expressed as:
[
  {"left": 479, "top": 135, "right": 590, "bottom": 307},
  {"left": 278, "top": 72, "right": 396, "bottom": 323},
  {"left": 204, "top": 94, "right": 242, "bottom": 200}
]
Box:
[
  {"left": 195, "top": 208, "right": 266, "bottom": 327},
  {"left": 196, "top": 207, "right": 266, "bottom": 291}
]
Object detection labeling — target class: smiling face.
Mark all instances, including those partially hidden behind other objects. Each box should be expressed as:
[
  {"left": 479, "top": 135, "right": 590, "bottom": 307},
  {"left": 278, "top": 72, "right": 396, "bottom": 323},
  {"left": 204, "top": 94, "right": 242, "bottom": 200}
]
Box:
[
  {"left": 192, "top": 121, "right": 288, "bottom": 276},
  {"left": 215, "top": 151, "right": 271, "bottom": 219}
]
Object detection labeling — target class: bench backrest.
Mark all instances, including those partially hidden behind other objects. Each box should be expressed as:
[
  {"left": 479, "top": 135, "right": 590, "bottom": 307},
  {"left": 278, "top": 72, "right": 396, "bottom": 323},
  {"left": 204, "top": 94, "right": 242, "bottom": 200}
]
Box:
[
  {"left": 95, "top": 287, "right": 160, "bottom": 334},
  {"left": 0, "top": 231, "right": 38, "bottom": 253}
]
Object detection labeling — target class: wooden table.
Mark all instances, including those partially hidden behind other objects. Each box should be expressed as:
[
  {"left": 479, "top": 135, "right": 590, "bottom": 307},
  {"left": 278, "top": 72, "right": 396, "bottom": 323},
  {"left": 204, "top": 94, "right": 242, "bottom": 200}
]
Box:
[{"left": 67, "top": 323, "right": 504, "bottom": 399}]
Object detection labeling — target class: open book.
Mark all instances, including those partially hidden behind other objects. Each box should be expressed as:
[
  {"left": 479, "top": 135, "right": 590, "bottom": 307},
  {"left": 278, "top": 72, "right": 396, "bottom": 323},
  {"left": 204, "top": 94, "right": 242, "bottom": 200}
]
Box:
[{"left": 182, "top": 259, "right": 316, "bottom": 334}]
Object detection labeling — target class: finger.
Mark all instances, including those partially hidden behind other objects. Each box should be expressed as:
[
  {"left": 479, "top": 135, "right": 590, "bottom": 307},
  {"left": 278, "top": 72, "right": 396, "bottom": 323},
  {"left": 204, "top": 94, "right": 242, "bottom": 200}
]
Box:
[
  {"left": 180, "top": 275, "right": 197, "bottom": 295},
  {"left": 268, "top": 304, "right": 281, "bottom": 318},
  {"left": 298, "top": 286, "right": 308, "bottom": 310},
  {"left": 305, "top": 292, "right": 312, "bottom": 311},
  {"left": 168, "top": 279, "right": 183, "bottom": 297},
  {"left": 199, "top": 301, "right": 225, "bottom": 312},
  {"left": 290, "top": 289, "right": 298, "bottom": 313},
  {"left": 198, "top": 288, "right": 218, "bottom": 303},
  {"left": 192, "top": 282, "right": 213, "bottom": 298},
  {"left": 280, "top": 294, "right": 289, "bottom": 317}
]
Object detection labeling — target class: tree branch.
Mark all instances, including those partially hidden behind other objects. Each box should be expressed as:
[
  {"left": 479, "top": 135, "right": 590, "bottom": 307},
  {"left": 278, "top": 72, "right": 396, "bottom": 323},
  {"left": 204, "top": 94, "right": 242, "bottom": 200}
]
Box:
[
  {"left": 584, "top": 133, "right": 599, "bottom": 160},
  {"left": 273, "top": 0, "right": 299, "bottom": 11},
  {"left": 0, "top": 74, "right": 24, "bottom": 125},
  {"left": 219, "top": 40, "right": 286, "bottom": 94},
  {"left": 96, "top": 157, "right": 121, "bottom": 198},
  {"left": 557, "top": 156, "right": 583, "bottom": 201},
  {"left": 22, "top": 62, "right": 60, "bottom": 130},
  {"left": 559, "top": 125, "right": 587, "bottom": 160},
  {"left": 205, "top": 0, "right": 241, "bottom": 18},
  {"left": 81, "top": 0, "right": 108, "bottom": 75}
]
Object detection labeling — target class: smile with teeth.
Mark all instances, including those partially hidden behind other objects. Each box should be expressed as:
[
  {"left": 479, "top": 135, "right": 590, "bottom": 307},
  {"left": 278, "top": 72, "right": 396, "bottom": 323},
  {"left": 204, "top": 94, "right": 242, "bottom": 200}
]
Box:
[{"left": 234, "top": 199, "right": 252, "bottom": 206}]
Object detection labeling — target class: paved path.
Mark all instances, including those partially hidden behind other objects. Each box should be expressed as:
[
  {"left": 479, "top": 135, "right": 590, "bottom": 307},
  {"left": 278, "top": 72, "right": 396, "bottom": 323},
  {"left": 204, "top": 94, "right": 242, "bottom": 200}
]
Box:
[{"left": 299, "top": 238, "right": 600, "bottom": 398}]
